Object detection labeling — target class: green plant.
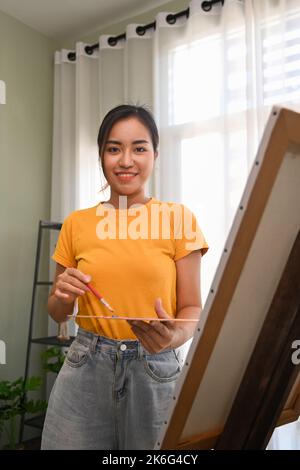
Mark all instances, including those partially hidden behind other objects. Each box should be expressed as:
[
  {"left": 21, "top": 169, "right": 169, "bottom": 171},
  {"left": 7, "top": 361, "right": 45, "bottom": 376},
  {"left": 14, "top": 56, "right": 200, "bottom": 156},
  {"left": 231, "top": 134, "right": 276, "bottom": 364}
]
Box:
[
  {"left": 0, "top": 376, "right": 47, "bottom": 449},
  {"left": 41, "top": 347, "right": 66, "bottom": 374}
]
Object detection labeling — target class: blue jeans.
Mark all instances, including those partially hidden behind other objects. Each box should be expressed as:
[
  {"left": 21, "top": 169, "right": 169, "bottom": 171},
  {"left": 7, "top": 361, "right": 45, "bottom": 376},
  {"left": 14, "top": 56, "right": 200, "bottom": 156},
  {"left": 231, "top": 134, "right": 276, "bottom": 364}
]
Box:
[{"left": 41, "top": 327, "right": 183, "bottom": 450}]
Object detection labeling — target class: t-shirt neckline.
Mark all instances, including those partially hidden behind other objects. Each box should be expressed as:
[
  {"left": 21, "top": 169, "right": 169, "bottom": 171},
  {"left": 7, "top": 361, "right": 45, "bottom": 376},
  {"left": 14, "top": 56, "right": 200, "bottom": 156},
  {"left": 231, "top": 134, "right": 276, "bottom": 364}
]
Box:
[{"left": 98, "top": 197, "right": 156, "bottom": 212}]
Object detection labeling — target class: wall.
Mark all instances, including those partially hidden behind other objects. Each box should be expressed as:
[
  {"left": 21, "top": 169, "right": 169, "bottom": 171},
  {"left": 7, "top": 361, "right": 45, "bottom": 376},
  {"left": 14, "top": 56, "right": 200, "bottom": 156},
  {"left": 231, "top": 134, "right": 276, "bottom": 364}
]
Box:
[{"left": 0, "top": 11, "right": 57, "bottom": 384}]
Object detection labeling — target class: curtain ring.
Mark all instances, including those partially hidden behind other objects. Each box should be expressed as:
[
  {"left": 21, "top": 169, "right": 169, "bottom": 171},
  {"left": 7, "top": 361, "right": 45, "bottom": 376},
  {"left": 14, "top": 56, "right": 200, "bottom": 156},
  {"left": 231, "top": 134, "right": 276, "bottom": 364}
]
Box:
[
  {"left": 166, "top": 14, "right": 176, "bottom": 25},
  {"left": 108, "top": 37, "right": 117, "bottom": 47},
  {"left": 85, "top": 45, "right": 93, "bottom": 55},
  {"left": 67, "top": 52, "right": 76, "bottom": 61},
  {"left": 136, "top": 26, "right": 146, "bottom": 36},
  {"left": 201, "top": 1, "right": 213, "bottom": 12}
]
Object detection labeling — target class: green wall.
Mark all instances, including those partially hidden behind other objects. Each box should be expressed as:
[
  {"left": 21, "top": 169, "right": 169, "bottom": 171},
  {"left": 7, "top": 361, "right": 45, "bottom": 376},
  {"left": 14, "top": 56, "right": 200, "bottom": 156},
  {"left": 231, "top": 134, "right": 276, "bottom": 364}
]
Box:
[{"left": 0, "top": 10, "right": 57, "bottom": 387}]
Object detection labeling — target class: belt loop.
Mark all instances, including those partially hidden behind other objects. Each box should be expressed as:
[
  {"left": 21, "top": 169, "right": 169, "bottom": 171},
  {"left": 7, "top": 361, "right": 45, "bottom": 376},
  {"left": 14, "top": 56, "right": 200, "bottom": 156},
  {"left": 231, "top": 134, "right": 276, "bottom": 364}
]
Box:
[
  {"left": 91, "top": 334, "right": 98, "bottom": 354},
  {"left": 138, "top": 341, "right": 143, "bottom": 360}
]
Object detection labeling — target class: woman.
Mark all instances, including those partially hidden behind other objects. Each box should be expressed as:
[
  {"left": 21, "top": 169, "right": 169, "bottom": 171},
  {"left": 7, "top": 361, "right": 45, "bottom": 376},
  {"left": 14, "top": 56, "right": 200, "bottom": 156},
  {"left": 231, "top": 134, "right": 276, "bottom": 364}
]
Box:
[{"left": 41, "top": 104, "right": 209, "bottom": 450}]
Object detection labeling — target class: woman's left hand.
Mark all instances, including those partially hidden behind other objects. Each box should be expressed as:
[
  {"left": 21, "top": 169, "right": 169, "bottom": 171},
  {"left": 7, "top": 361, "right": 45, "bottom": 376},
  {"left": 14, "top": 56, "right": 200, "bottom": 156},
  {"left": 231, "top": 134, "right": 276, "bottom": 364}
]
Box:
[{"left": 127, "top": 298, "right": 182, "bottom": 354}]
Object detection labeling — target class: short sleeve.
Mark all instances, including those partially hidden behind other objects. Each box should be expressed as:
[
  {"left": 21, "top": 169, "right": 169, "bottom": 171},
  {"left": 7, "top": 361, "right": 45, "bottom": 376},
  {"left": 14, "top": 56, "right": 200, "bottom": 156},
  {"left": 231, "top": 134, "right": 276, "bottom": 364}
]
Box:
[
  {"left": 173, "top": 205, "right": 209, "bottom": 261},
  {"left": 52, "top": 212, "right": 77, "bottom": 268}
]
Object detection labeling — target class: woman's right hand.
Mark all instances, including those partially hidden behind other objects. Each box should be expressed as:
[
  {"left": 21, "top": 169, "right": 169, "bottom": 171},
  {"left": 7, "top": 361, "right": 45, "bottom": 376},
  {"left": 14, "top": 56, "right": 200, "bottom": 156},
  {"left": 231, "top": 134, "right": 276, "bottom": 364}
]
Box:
[{"left": 54, "top": 267, "right": 91, "bottom": 304}]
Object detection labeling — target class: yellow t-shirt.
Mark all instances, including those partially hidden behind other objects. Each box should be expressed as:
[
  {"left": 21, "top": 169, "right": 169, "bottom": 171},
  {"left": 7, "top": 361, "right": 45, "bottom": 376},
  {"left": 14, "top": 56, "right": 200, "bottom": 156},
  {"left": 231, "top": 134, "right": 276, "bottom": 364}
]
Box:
[{"left": 52, "top": 197, "right": 209, "bottom": 339}]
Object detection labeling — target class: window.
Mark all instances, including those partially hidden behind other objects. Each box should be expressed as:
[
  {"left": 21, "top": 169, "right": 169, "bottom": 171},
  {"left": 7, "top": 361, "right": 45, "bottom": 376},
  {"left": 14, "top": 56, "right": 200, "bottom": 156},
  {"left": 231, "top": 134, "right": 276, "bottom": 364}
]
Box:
[{"left": 169, "top": 6, "right": 300, "bottom": 301}]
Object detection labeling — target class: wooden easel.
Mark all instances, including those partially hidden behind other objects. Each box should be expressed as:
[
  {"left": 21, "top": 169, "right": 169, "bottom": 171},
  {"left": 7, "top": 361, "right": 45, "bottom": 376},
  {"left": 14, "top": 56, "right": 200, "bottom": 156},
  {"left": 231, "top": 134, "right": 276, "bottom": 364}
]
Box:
[
  {"left": 216, "top": 232, "right": 300, "bottom": 449},
  {"left": 156, "top": 106, "right": 300, "bottom": 450}
]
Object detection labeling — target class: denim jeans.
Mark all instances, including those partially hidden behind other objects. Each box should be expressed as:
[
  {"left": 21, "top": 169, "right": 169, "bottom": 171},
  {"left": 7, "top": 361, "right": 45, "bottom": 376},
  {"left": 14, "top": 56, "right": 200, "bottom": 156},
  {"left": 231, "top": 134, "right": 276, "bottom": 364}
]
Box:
[{"left": 41, "top": 327, "right": 183, "bottom": 450}]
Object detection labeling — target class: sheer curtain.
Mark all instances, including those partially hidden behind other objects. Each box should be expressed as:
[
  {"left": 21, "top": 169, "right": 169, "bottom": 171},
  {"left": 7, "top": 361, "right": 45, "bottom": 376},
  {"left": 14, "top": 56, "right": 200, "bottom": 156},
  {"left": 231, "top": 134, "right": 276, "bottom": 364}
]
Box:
[
  {"left": 154, "top": 0, "right": 300, "bottom": 301},
  {"left": 51, "top": 0, "right": 300, "bottom": 447}
]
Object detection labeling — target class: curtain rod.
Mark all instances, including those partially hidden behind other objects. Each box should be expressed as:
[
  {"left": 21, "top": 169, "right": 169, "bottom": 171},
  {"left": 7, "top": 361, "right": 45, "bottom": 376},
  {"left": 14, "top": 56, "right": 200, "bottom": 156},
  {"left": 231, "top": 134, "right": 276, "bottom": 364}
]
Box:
[{"left": 67, "top": 0, "right": 225, "bottom": 61}]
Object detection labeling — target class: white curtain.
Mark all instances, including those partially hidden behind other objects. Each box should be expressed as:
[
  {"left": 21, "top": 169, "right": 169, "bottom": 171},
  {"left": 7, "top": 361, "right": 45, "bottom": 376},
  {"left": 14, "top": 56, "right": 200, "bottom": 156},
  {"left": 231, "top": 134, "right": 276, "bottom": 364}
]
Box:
[{"left": 51, "top": 0, "right": 300, "bottom": 448}]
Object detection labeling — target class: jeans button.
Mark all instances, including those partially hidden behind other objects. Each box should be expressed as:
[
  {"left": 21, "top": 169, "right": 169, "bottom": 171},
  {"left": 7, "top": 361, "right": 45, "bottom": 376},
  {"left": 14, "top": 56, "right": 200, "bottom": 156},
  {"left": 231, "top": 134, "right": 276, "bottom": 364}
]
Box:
[{"left": 120, "top": 344, "right": 127, "bottom": 351}]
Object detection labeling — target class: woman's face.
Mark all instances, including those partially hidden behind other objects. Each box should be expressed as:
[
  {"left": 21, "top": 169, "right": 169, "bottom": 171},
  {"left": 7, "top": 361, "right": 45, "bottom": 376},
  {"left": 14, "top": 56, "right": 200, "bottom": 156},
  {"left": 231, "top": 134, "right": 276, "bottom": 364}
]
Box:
[{"left": 102, "top": 117, "right": 157, "bottom": 197}]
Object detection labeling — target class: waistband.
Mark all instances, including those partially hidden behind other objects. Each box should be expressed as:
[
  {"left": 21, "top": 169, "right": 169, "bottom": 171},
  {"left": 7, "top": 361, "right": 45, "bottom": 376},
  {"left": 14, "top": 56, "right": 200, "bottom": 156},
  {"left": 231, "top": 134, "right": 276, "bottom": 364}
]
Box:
[
  {"left": 75, "top": 327, "right": 180, "bottom": 358},
  {"left": 76, "top": 327, "right": 144, "bottom": 356}
]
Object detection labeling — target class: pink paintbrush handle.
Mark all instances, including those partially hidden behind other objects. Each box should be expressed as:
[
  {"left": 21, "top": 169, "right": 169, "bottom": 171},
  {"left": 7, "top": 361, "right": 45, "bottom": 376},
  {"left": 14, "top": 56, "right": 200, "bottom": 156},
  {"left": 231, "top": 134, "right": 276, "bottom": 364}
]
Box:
[
  {"left": 86, "top": 283, "right": 103, "bottom": 300},
  {"left": 86, "top": 283, "right": 114, "bottom": 312}
]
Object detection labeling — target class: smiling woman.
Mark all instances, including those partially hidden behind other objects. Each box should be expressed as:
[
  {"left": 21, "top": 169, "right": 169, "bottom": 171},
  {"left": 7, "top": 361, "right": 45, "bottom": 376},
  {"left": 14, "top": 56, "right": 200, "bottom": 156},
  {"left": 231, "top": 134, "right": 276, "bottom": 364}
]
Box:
[
  {"left": 106, "top": 136, "right": 150, "bottom": 183},
  {"left": 103, "top": 120, "right": 155, "bottom": 190},
  {"left": 41, "top": 104, "right": 209, "bottom": 451},
  {"left": 97, "top": 105, "right": 159, "bottom": 207}
]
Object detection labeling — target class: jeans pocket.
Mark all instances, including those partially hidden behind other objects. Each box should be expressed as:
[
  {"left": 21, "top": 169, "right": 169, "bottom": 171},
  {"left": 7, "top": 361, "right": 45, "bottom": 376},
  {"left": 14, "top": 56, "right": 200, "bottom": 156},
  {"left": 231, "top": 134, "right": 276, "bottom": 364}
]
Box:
[
  {"left": 65, "top": 339, "right": 91, "bottom": 368},
  {"left": 142, "top": 349, "right": 182, "bottom": 383}
]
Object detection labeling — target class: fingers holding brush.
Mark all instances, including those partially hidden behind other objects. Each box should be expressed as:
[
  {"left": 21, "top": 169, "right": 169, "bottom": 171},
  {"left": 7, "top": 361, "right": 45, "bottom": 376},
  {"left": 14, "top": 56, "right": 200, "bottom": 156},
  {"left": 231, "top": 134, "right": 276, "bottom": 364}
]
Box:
[{"left": 54, "top": 267, "right": 91, "bottom": 304}]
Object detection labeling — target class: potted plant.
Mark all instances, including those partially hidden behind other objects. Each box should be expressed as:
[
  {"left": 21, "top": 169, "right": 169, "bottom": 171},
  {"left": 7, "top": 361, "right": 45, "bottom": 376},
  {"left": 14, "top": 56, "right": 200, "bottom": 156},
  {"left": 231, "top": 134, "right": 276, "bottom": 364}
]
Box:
[
  {"left": 41, "top": 347, "right": 67, "bottom": 375},
  {"left": 0, "top": 376, "right": 47, "bottom": 450}
]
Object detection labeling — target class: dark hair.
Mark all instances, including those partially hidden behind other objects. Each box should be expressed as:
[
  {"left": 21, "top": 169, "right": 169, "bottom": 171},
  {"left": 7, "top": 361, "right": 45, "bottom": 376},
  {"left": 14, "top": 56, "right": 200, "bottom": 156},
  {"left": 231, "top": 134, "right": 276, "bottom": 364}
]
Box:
[{"left": 97, "top": 104, "right": 159, "bottom": 193}]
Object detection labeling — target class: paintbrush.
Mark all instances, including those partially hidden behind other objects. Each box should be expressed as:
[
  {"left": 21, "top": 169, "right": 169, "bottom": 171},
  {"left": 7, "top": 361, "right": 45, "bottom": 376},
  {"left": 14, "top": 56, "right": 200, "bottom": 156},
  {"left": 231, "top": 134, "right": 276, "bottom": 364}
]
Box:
[{"left": 86, "top": 283, "right": 114, "bottom": 313}]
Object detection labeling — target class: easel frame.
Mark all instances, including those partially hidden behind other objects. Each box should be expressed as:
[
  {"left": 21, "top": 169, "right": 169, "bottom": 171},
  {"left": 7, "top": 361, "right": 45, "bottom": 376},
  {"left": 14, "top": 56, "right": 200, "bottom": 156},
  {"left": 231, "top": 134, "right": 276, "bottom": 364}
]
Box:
[
  {"left": 156, "top": 106, "right": 300, "bottom": 450},
  {"left": 216, "top": 232, "right": 300, "bottom": 449}
]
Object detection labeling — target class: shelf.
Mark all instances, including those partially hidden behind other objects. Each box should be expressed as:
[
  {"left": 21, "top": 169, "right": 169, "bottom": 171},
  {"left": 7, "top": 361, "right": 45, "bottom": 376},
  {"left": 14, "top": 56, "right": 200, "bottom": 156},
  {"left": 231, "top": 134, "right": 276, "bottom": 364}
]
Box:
[
  {"left": 40, "top": 221, "right": 62, "bottom": 230},
  {"left": 24, "top": 414, "right": 45, "bottom": 430},
  {"left": 20, "top": 219, "right": 64, "bottom": 444},
  {"left": 31, "top": 336, "right": 75, "bottom": 347}
]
